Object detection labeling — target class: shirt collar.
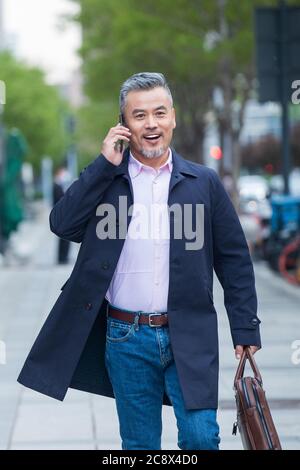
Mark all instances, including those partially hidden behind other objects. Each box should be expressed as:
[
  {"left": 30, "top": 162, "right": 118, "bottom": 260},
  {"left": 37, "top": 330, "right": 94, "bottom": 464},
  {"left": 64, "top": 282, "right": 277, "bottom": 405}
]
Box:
[{"left": 129, "top": 148, "right": 173, "bottom": 178}]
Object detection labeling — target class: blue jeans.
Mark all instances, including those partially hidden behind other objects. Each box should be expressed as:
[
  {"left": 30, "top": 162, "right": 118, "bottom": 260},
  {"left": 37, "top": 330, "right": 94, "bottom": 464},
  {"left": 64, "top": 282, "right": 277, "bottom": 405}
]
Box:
[{"left": 104, "top": 309, "right": 220, "bottom": 450}]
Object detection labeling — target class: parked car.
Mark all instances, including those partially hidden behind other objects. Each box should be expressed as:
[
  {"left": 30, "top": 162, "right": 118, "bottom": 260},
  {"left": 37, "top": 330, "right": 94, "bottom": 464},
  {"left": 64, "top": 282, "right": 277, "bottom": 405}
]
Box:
[{"left": 238, "top": 175, "right": 270, "bottom": 201}]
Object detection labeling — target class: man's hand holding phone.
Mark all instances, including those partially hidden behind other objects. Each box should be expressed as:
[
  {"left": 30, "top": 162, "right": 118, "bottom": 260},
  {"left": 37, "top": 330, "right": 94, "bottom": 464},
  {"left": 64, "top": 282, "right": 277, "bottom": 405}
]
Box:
[{"left": 101, "top": 123, "right": 131, "bottom": 166}]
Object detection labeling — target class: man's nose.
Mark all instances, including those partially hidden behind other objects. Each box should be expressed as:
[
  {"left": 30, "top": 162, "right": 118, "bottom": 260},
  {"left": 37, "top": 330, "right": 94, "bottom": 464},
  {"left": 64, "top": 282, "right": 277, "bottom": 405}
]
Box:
[{"left": 145, "top": 115, "right": 158, "bottom": 128}]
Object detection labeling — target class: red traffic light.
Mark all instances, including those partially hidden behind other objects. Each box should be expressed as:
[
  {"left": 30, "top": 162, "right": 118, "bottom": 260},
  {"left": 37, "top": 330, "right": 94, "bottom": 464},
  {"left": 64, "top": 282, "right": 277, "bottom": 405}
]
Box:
[{"left": 210, "top": 146, "right": 222, "bottom": 160}]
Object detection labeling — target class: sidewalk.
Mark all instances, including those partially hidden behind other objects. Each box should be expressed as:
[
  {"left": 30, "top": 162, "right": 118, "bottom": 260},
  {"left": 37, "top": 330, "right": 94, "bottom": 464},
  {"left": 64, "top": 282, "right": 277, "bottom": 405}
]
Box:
[
  {"left": 217, "top": 259, "right": 300, "bottom": 450},
  {"left": 0, "top": 203, "right": 300, "bottom": 450}
]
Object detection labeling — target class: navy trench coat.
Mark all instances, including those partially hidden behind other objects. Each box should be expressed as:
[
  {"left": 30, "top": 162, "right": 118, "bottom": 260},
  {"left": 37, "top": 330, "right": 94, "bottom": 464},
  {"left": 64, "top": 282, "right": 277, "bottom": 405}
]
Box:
[{"left": 17, "top": 147, "right": 261, "bottom": 410}]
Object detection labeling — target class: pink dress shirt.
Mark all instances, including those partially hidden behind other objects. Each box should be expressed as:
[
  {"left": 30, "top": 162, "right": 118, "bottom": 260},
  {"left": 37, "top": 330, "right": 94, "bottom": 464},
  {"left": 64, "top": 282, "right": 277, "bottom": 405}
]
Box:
[{"left": 105, "top": 149, "right": 173, "bottom": 312}]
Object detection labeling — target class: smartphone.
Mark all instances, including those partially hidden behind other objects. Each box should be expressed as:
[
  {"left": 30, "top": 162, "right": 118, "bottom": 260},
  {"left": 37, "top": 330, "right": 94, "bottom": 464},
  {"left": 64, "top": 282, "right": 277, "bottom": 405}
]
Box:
[{"left": 118, "top": 113, "right": 125, "bottom": 153}]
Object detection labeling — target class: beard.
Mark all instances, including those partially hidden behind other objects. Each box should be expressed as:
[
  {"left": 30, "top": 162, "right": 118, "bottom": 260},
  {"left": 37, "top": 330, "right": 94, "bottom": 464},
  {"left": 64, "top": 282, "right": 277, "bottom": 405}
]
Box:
[{"left": 139, "top": 146, "right": 167, "bottom": 159}]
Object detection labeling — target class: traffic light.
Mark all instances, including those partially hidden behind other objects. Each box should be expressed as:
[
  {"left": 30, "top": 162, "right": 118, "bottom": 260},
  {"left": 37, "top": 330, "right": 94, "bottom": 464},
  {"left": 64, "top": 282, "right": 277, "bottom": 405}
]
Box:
[{"left": 209, "top": 146, "right": 222, "bottom": 160}]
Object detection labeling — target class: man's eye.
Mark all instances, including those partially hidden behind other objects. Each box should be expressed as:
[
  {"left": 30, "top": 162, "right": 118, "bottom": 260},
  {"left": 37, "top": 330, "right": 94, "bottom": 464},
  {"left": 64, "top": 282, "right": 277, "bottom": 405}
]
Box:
[
  {"left": 136, "top": 114, "right": 144, "bottom": 119},
  {"left": 156, "top": 112, "right": 165, "bottom": 117}
]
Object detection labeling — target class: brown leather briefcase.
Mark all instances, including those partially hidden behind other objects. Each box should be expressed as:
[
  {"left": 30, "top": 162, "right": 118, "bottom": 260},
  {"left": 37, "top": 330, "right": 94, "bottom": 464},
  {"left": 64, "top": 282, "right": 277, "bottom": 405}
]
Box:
[{"left": 232, "top": 347, "right": 282, "bottom": 450}]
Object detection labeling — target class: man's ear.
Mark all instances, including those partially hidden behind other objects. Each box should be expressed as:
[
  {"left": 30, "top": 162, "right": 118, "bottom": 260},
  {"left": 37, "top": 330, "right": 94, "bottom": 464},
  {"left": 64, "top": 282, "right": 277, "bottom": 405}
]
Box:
[{"left": 172, "top": 107, "right": 176, "bottom": 129}]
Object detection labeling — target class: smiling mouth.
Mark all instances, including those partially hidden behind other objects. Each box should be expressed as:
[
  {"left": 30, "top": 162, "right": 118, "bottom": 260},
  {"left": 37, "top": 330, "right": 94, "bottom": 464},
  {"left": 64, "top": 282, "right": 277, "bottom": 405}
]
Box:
[{"left": 143, "top": 134, "right": 161, "bottom": 143}]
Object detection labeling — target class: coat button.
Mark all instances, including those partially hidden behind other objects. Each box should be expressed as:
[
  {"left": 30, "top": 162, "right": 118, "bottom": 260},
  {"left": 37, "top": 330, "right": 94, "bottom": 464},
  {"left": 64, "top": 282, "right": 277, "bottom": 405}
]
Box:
[
  {"left": 251, "top": 318, "right": 258, "bottom": 326},
  {"left": 101, "top": 261, "right": 110, "bottom": 270},
  {"left": 85, "top": 303, "right": 92, "bottom": 310}
]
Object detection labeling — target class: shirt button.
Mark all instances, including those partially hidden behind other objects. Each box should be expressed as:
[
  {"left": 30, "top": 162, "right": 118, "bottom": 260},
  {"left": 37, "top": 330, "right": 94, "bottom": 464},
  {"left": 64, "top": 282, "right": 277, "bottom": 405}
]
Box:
[
  {"left": 251, "top": 318, "right": 258, "bottom": 326},
  {"left": 85, "top": 303, "right": 92, "bottom": 310}
]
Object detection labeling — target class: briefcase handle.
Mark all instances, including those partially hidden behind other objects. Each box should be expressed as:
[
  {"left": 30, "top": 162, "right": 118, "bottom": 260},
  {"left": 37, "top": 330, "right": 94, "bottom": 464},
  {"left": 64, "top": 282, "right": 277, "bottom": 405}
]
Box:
[{"left": 234, "top": 346, "right": 263, "bottom": 387}]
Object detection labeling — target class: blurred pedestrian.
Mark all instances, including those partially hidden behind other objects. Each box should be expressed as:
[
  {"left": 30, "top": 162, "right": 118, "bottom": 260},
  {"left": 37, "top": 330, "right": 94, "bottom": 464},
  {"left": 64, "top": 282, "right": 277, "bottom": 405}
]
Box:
[
  {"left": 18, "top": 72, "right": 261, "bottom": 450},
  {"left": 53, "top": 166, "right": 71, "bottom": 264}
]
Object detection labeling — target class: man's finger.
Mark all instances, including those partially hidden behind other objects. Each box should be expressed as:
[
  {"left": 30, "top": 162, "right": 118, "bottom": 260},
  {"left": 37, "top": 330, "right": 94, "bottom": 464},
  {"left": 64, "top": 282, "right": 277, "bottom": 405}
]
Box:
[{"left": 235, "top": 345, "right": 244, "bottom": 360}]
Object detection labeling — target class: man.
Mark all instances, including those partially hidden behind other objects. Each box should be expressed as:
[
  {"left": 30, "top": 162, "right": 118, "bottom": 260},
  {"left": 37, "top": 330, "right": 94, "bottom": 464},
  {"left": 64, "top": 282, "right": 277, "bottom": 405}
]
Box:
[{"left": 18, "top": 72, "right": 261, "bottom": 450}]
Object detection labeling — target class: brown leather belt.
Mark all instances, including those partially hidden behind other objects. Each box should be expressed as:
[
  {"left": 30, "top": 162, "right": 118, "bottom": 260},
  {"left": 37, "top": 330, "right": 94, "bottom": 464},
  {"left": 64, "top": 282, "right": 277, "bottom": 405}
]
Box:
[{"left": 107, "top": 305, "right": 168, "bottom": 327}]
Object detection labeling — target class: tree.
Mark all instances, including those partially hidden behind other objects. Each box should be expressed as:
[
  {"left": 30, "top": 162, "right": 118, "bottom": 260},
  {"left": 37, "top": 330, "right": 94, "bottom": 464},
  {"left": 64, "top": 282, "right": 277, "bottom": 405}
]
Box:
[
  {"left": 240, "top": 123, "right": 300, "bottom": 174},
  {"left": 0, "top": 52, "right": 69, "bottom": 172},
  {"left": 71, "top": 0, "right": 217, "bottom": 163},
  {"left": 70, "top": 0, "right": 300, "bottom": 176},
  {"left": 75, "top": 99, "right": 119, "bottom": 166},
  {"left": 211, "top": 0, "right": 300, "bottom": 205},
  {"left": 241, "top": 135, "right": 281, "bottom": 173}
]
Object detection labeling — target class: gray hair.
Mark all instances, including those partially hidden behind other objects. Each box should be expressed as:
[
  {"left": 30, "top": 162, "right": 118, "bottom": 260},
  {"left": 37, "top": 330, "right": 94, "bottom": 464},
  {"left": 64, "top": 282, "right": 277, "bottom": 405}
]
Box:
[{"left": 119, "top": 72, "right": 173, "bottom": 115}]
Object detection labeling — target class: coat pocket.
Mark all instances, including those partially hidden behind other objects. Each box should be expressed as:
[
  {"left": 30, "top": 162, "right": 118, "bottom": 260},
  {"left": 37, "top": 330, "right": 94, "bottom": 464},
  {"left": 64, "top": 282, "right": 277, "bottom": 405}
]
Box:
[{"left": 106, "top": 318, "right": 135, "bottom": 343}]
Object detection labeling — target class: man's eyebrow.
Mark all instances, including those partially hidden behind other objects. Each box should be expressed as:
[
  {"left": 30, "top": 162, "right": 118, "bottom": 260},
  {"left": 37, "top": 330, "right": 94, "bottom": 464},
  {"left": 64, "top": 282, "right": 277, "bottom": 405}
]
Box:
[{"left": 132, "top": 105, "right": 168, "bottom": 115}]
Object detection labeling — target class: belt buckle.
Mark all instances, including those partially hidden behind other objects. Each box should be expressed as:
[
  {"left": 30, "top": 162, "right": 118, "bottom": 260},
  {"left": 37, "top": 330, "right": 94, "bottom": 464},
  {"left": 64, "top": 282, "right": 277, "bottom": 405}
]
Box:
[{"left": 149, "top": 312, "right": 162, "bottom": 327}]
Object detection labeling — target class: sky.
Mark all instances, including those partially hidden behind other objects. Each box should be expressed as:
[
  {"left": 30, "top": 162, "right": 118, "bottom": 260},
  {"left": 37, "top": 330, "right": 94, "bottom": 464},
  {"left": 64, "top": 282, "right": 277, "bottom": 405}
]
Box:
[{"left": 3, "top": 0, "right": 81, "bottom": 84}]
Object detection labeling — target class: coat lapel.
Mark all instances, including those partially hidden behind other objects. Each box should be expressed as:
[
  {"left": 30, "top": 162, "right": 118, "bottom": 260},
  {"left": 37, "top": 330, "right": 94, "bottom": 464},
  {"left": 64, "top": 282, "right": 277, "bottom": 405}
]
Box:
[
  {"left": 114, "top": 147, "right": 134, "bottom": 203},
  {"left": 168, "top": 147, "right": 198, "bottom": 201}
]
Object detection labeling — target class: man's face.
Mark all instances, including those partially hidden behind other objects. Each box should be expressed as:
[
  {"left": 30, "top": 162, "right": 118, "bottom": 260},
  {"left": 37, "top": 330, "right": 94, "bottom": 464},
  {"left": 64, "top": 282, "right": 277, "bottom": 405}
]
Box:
[{"left": 123, "top": 87, "right": 176, "bottom": 160}]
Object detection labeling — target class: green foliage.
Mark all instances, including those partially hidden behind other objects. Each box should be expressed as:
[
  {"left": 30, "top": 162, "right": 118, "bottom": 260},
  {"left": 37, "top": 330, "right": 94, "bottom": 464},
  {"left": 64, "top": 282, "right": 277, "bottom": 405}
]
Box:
[
  {"left": 75, "top": 99, "right": 120, "bottom": 169},
  {"left": 0, "top": 51, "right": 69, "bottom": 171},
  {"left": 70, "top": 0, "right": 300, "bottom": 163}
]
